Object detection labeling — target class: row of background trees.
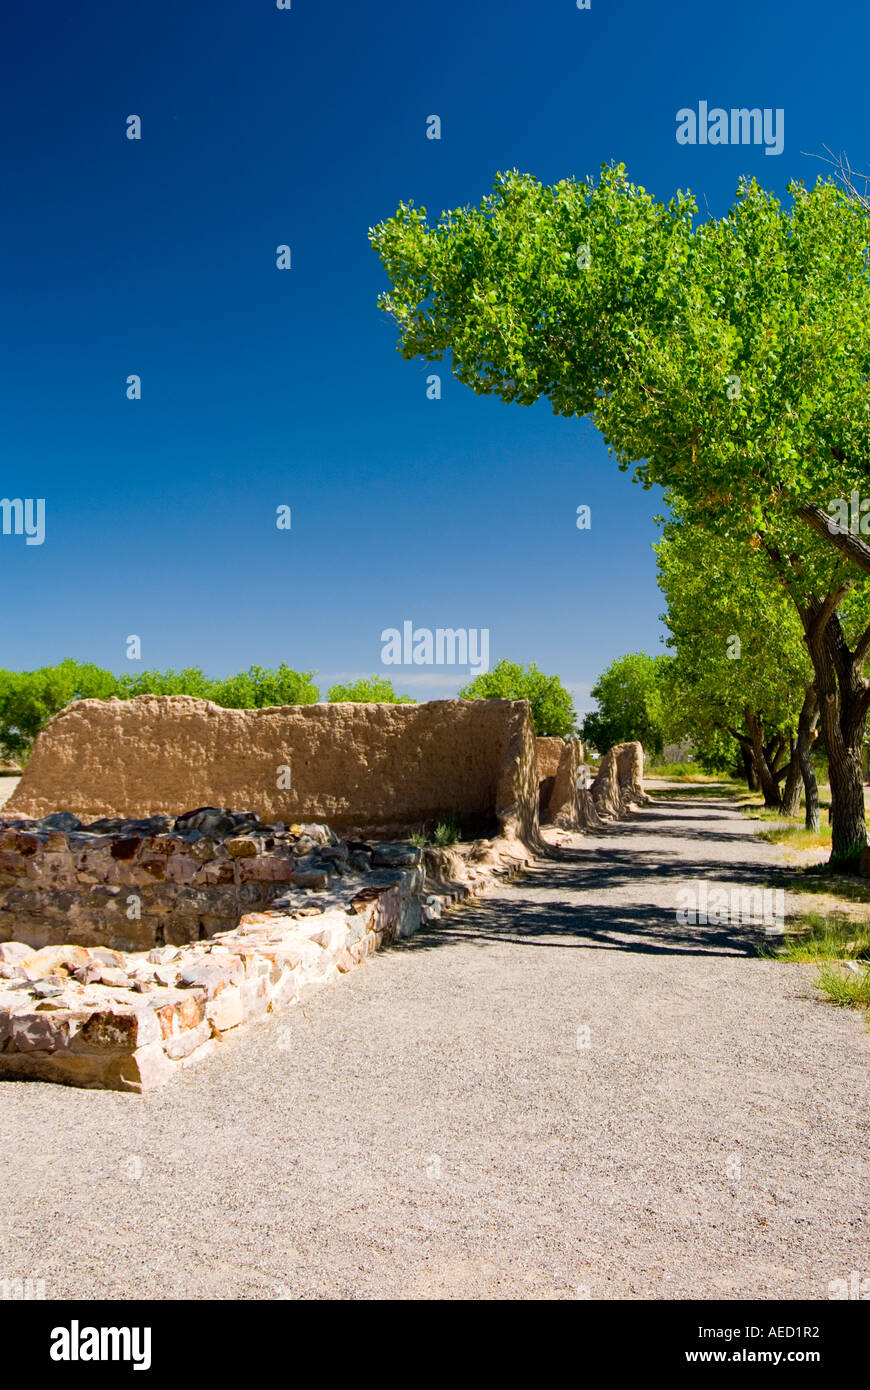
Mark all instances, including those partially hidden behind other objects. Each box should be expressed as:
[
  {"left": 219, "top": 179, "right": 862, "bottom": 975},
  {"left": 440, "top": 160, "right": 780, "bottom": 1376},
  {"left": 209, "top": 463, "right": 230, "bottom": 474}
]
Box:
[{"left": 0, "top": 658, "right": 579, "bottom": 766}]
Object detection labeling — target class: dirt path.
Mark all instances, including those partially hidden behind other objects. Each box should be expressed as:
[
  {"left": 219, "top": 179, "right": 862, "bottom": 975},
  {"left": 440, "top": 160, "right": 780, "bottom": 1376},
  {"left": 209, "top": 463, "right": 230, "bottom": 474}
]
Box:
[{"left": 1, "top": 787, "right": 868, "bottom": 1300}]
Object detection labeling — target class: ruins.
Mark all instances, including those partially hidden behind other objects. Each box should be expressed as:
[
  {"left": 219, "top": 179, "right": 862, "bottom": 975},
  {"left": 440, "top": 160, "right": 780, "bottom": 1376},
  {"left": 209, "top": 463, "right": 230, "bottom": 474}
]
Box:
[{"left": 0, "top": 696, "right": 645, "bottom": 1091}]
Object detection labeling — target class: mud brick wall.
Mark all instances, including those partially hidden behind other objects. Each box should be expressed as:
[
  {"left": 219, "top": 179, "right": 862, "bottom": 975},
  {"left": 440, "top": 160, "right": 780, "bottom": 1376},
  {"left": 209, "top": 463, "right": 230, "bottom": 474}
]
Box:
[
  {"left": 7, "top": 695, "right": 540, "bottom": 841},
  {"left": 536, "top": 737, "right": 586, "bottom": 827},
  {"left": 591, "top": 741, "right": 648, "bottom": 819}
]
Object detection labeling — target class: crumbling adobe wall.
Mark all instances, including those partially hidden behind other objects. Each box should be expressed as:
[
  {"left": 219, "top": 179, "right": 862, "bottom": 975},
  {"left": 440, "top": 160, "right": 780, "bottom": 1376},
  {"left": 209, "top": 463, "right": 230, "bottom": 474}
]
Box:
[
  {"left": 615, "top": 742, "right": 648, "bottom": 806},
  {"left": 536, "top": 738, "right": 586, "bottom": 827},
  {"left": 547, "top": 740, "right": 585, "bottom": 827},
  {"left": 591, "top": 741, "right": 648, "bottom": 819},
  {"left": 7, "top": 696, "right": 540, "bottom": 842}
]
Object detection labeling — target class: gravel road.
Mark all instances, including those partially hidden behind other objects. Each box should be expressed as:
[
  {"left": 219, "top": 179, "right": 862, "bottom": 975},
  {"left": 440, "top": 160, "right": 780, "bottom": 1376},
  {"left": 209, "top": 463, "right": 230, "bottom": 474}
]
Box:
[{"left": 1, "top": 785, "right": 868, "bottom": 1300}]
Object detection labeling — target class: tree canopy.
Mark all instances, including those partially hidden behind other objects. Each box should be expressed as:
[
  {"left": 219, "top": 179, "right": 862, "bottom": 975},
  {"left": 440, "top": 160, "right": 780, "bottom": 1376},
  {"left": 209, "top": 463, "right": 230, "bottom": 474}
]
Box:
[
  {"left": 371, "top": 166, "right": 870, "bottom": 860},
  {"left": 327, "top": 676, "right": 415, "bottom": 703},
  {"left": 581, "top": 652, "right": 667, "bottom": 755},
  {"left": 458, "top": 659, "right": 576, "bottom": 737}
]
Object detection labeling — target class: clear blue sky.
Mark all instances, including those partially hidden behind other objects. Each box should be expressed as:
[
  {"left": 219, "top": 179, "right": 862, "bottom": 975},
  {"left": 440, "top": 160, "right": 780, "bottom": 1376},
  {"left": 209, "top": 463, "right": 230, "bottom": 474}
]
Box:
[{"left": 2, "top": 0, "right": 863, "bottom": 712}]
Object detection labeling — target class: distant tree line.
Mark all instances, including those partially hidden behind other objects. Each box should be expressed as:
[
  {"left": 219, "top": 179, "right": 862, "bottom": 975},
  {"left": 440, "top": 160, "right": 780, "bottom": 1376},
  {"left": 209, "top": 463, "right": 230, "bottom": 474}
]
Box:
[{"left": 0, "top": 658, "right": 579, "bottom": 764}]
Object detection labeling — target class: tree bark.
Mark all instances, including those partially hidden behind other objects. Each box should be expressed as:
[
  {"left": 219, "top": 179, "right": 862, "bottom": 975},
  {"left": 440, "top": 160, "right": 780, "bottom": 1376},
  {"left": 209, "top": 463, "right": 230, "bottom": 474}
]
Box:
[
  {"left": 802, "top": 602, "right": 869, "bottom": 863},
  {"left": 796, "top": 687, "right": 820, "bottom": 832},
  {"left": 745, "top": 708, "right": 782, "bottom": 808},
  {"left": 739, "top": 741, "right": 759, "bottom": 790},
  {"left": 780, "top": 737, "right": 802, "bottom": 817}
]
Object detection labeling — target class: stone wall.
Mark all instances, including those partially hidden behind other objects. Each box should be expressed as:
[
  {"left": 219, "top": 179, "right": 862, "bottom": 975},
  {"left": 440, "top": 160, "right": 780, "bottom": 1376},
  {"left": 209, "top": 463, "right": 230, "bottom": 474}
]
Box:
[
  {"left": 0, "top": 818, "right": 532, "bottom": 1092},
  {"left": 0, "top": 888, "right": 405, "bottom": 1092},
  {"left": 0, "top": 808, "right": 350, "bottom": 953},
  {"left": 7, "top": 696, "right": 540, "bottom": 842}
]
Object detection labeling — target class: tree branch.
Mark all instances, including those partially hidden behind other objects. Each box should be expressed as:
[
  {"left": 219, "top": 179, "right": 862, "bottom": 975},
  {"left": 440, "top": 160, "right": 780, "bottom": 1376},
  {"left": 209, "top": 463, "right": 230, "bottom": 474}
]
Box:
[
  {"left": 853, "top": 619, "right": 870, "bottom": 672},
  {"left": 798, "top": 502, "right": 870, "bottom": 578}
]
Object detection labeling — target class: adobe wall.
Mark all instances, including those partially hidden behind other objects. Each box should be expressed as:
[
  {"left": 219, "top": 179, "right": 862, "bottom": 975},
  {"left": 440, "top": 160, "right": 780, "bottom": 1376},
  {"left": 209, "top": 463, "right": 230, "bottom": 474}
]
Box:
[
  {"left": 536, "top": 738, "right": 586, "bottom": 827},
  {"left": 535, "top": 737, "right": 563, "bottom": 782},
  {"left": 7, "top": 696, "right": 540, "bottom": 842},
  {"left": 591, "top": 741, "right": 648, "bottom": 818}
]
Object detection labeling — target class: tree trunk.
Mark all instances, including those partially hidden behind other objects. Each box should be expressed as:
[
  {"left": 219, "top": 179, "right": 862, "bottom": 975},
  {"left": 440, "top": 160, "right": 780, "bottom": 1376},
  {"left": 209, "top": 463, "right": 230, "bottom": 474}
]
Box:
[
  {"left": 745, "top": 708, "right": 782, "bottom": 808},
  {"left": 770, "top": 511, "right": 870, "bottom": 866},
  {"left": 766, "top": 733, "right": 787, "bottom": 775},
  {"left": 796, "top": 689, "right": 820, "bottom": 832},
  {"left": 803, "top": 603, "right": 869, "bottom": 864},
  {"left": 780, "top": 737, "right": 802, "bottom": 817},
  {"left": 739, "top": 741, "right": 759, "bottom": 790}
]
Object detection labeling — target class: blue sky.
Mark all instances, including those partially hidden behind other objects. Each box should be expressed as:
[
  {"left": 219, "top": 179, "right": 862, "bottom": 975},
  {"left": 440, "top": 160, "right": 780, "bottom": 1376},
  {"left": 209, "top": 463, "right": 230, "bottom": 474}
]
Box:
[{"left": 2, "top": 0, "right": 864, "bottom": 714}]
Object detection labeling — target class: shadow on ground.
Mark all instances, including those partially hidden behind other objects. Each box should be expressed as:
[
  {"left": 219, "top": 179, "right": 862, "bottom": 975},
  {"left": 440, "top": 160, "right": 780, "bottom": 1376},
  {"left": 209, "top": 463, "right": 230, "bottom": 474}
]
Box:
[{"left": 400, "top": 794, "right": 790, "bottom": 961}]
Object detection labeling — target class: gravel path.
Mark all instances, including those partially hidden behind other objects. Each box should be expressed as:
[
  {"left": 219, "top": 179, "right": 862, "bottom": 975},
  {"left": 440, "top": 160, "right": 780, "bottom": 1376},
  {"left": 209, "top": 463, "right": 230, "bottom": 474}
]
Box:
[
  {"left": 1, "top": 785, "right": 868, "bottom": 1301},
  {"left": 0, "top": 777, "right": 19, "bottom": 810}
]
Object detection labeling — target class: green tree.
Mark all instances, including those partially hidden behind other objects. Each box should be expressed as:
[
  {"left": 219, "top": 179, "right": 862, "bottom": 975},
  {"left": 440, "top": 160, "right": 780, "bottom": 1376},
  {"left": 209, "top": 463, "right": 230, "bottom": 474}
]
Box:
[
  {"left": 117, "top": 667, "right": 214, "bottom": 700},
  {"left": 372, "top": 167, "right": 870, "bottom": 863},
  {"left": 327, "top": 675, "right": 415, "bottom": 703},
  {"left": 458, "top": 659, "right": 575, "bottom": 737},
  {"left": 0, "top": 659, "right": 121, "bottom": 763},
  {"left": 209, "top": 664, "right": 319, "bottom": 708},
  {"left": 655, "top": 508, "right": 823, "bottom": 822},
  {"left": 581, "top": 652, "right": 667, "bottom": 756}
]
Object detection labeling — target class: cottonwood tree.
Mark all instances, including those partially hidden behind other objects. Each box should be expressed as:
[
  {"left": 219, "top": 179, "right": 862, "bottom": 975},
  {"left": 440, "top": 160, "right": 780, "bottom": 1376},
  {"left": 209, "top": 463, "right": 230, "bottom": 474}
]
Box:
[
  {"left": 371, "top": 168, "right": 870, "bottom": 863},
  {"left": 327, "top": 676, "right": 415, "bottom": 703},
  {"left": 656, "top": 508, "right": 820, "bottom": 824},
  {"left": 458, "top": 659, "right": 576, "bottom": 737},
  {"left": 581, "top": 651, "right": 667, "bottom": 756}
]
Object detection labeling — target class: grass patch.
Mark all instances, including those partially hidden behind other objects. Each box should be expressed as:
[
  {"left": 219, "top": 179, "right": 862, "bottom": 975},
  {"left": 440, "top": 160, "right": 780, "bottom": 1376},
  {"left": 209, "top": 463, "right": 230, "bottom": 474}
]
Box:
[
  {"left": 815, "top": 961, "right": 870, "bottom": 1010},
  {"left": 772, "top": 913, "right": 870, "bottom": 962},
  {"left": 432, "top": 815, "right": 463, "bottom": 847},
  {"left": 786, "top": 871, "right": 870, "bottom": 905},
  {"left": 408, "top": 814, "right": 464, "bottom": 848},
  {"left": 647, "top": 762, "right": 728, "bottom": 781},
  {"left": 764, "top": 912, "right": 870, "bottom": 1024},
  {"left": 756, "top": 819, "right": 831, "bottom": 851}
]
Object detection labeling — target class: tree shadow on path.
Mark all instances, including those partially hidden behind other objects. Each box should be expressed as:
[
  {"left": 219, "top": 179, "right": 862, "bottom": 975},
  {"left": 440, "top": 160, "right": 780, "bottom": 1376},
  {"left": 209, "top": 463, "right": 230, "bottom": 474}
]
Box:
[{"left": 401, "top": 795, "right": 790, "bottom": 961}]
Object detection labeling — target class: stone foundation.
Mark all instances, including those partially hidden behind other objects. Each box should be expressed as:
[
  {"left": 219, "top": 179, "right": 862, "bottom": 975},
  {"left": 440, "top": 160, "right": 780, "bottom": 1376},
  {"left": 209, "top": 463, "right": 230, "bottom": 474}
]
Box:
[
  {"left": 0, "top": 883, "right": 406, "bottom": 1092},
  {"left": 0, "top": 806, "right": 531, "bottom": 1091},
  {"left": 0, "top": 806, "right": 352, "bottom": 953}
]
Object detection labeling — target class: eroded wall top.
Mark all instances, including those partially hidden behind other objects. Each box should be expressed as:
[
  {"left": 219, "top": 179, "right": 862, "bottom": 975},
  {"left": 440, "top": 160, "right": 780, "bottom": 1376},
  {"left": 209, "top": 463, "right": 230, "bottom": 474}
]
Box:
[{"left": 7, "top": 695, "right": 540, "bottom": 838}]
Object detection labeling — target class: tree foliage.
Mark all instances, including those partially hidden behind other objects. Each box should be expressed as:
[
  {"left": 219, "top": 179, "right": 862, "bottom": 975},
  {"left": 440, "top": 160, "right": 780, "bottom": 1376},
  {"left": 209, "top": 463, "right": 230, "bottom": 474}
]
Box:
[
  {"left": 581, "top": 652, "right": 667, "bottom": 755},
  {"left": 655, "top": 507, "right": 813, "bottom": 746},
  {"left": 458, "top": 659, "right": 576, "bottom": 737},
  {"left": 371, "top": 166, "right": 870, "bottom": 859},
  {"left": 327, "top": 676, "right": 415, "bottom": 703}
]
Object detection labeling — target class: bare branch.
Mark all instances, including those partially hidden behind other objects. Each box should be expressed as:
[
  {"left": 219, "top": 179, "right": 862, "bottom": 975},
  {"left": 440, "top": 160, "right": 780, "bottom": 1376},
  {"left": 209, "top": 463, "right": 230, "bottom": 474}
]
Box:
[{"left": 801, "top": 145, "right": 870, "bottom": 212}]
